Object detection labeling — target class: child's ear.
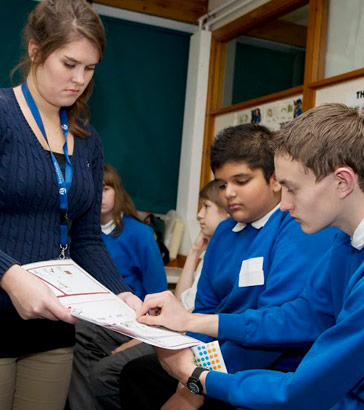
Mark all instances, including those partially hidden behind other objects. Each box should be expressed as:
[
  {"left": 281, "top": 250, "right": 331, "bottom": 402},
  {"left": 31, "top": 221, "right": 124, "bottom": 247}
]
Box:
[
  {"left": 334, "top": 167, "right": 356, "bottom": 198},
  {"left": 270, "top": 172, "right": 282, "bottom": 193},
  {"left": 28, "top": 39, "right": 39, "bottom": 61}
]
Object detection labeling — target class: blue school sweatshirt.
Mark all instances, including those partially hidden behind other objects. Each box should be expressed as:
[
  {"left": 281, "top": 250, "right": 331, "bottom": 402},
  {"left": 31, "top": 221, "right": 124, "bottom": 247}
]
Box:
[
  {"left": 101, "top": 215, "right": 167, "bottom": 300},
  {"left": 188, "top": 208, "right": 337, "bottom": 374},
  {"left": 207, "top": 231, "right": 364, "bottom": 409}
]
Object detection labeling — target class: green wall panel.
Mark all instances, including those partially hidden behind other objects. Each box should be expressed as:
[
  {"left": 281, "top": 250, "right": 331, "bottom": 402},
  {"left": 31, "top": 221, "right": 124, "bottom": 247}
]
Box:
[
  {"left": 90, "top": 16, "right": 190, "bottom": 214},
  {"left": 0, "top": 1, "right": 34, "bottom": 87}
]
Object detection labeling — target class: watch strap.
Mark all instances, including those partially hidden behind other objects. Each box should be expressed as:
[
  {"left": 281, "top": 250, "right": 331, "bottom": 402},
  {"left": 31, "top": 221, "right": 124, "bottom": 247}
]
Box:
[
  {"left": 190, "top": 367, "right": 209, "bottom": 380},
  {"left": 187, "top": 367, "right": 209, "bottom": 395}
]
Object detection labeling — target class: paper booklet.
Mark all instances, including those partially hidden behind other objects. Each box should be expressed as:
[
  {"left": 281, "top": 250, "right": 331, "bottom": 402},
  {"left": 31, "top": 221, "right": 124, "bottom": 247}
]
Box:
[{"left": 23, "top": 259, "right": 201, "bottom": 350}]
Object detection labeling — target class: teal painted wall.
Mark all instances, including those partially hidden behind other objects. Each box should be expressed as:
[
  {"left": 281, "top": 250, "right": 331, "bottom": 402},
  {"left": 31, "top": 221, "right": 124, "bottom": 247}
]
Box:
[
  {"left": 0, "top": 1, "right": 34, "bottom": 86},
  {"left": 91, "top": 16, "right": 190, "bottom": 213}
]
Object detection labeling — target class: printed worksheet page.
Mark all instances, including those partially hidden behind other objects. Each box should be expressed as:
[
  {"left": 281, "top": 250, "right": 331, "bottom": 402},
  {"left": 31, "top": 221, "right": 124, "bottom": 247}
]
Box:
[{"left": 23, "top": 259, "right": 200, "bottom": 349}]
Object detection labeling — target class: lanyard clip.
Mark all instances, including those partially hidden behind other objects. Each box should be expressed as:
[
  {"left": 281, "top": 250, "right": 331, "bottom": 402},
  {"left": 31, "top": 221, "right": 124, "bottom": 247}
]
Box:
[{"left": 59, "top": 244, "right": 68, "bottom": 260}]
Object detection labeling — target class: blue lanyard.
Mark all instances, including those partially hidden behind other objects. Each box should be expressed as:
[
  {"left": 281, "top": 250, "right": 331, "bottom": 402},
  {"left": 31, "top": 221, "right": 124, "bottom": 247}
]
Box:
[{"left": 21, "top": 82, "right": 74, "bottom": 259}]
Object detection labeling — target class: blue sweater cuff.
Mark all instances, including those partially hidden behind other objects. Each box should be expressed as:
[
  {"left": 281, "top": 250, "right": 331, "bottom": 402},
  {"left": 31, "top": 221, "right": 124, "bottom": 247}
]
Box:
[
  {"left": 219, "top": 313, "right": 247, "bottom": 343},
  {"left": 206, "top": 371, "right": 235, "bottom": 403},
  {"left": 0, "top": 251, "right": 19, "bottom": 278},
  {"left": 186, "top": 330, "right": 214, "bottom": 343}
]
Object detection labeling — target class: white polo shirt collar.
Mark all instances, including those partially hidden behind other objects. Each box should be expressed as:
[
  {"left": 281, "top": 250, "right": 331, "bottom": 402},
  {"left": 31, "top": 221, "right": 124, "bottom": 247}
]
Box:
[
  {"left": 101, "top": 219, "right": 116, "bottom": 235},
  {"left": 351, "top": 217, "right": 364, "bottom": 250},
  {"left": 232, "top": 203, "right": 280, "bottom": 233}
]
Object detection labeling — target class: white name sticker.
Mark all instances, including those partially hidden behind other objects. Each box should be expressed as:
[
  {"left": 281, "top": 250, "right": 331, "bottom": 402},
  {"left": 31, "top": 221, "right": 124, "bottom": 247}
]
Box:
[{"left": 238, "top": 257, "right": 264, "bottom": 287}]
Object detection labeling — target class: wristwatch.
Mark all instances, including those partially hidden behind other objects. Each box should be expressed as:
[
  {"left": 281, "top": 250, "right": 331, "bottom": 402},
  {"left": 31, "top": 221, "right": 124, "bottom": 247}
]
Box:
[{"left": 186, "top": 367, "right": 209, "bottom": 395}]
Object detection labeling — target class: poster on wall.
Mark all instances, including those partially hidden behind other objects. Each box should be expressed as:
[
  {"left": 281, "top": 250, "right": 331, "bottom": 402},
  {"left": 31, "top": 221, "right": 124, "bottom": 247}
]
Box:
[
  {"left": 233, "top": 110, "right": 250, "bottom": 125},
  {"left": 294, "top": 99, "right": 302, "bottom": 118},
  {"left": 263, "top": 101, "right": 294, "bottom": 129},
  {"left": 264, "top": 104, "right": 279, "bottom": 126},
  {"left": 251, "top": 108, "right": 262, "bottom": 124},
  {"left": 263, "top": 100, "right": 295, "bottom": 130},
  {"left": 233, "top": 98, "right": 301, "bottom": 131},
  {"left": 346, "top": 90, "right": 364, "bottom": 114}
]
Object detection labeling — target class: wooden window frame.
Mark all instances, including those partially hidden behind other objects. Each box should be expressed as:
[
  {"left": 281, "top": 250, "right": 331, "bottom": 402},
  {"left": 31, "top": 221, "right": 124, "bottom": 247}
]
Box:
[{"left": 200, "top": 0, "right": 364, "bottom": 189}]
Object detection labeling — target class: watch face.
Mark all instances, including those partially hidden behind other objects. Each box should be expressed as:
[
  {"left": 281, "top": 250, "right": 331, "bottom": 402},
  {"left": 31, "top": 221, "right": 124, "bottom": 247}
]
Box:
[{"left": 188, "top": 381, "right": 200, "bottom": 394}]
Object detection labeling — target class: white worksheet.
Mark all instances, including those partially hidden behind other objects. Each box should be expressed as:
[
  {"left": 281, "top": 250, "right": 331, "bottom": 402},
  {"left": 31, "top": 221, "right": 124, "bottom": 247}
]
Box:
[{"left": 23, "top": 259, "right": 201, "bottom": 349}]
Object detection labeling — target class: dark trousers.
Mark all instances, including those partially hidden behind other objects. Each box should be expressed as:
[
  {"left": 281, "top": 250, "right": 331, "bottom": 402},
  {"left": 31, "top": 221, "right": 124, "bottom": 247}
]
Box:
[
  {"left": 119, "top": 353, "right": 236, "bottom": 410},
  {"left": 67, "top": 321, "right": 155, "bottom": 410}
]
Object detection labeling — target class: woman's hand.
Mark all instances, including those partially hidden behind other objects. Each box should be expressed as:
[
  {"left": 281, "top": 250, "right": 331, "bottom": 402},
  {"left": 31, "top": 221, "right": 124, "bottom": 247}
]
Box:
[
  {"left": 0, "top": 264, "right": 77, "bottom": 323},
  {"left": 118, "top": 291, "right": 143, "bottom": 314}
]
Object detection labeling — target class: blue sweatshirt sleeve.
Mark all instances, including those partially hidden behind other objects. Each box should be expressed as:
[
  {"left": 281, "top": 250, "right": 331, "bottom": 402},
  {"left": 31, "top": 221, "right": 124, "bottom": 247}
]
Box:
[
  {"left": 206, "top": 271, "right": 364, "bottom": 410},
  {"left": 70, "top": 130, "right": 129, "bottom": 294},
  {"left": 139, "top": 226, "right": 167, "bottom": 294}
]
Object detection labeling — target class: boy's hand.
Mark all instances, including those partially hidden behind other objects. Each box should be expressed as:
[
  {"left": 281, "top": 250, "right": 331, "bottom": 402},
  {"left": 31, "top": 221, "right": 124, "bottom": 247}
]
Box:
[
  {"left": 137, "top": 291, "right": 192, "bottom": 332},
  {"left": 156, "top": 347, "right": 197, "bottom": 385},
  {"left": 161, "top": 384, "right": 204, "bottom": 410},
  {"left": 191, "top": 231, "right": 209, "bottom": 254}
]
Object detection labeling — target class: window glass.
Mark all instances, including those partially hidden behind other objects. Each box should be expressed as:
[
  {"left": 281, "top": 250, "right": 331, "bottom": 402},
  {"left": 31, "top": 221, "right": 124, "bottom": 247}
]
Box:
[
  {"left": 222, "top": 5, "right": 308, "bottom": 107},
  {"left": 325, "top": 0, "right": 364, "bottom": 78}
]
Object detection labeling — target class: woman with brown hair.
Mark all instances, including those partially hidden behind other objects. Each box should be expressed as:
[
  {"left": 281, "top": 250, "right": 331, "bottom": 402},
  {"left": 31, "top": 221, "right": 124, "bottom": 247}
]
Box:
[{"left": 0, "top": 1, "right": 138, "bottom": 409}]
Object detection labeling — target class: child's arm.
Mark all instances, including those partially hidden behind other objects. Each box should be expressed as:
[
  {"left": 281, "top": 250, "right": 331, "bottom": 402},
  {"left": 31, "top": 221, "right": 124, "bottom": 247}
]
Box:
[{"left": 174, "top": 232, "right": 208, "bottom": 302}]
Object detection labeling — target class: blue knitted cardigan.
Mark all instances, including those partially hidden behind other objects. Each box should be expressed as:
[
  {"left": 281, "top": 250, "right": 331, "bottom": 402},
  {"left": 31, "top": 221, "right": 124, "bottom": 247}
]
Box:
[{"left": 0, "top": 88, "right": 129, "bottom": 356}]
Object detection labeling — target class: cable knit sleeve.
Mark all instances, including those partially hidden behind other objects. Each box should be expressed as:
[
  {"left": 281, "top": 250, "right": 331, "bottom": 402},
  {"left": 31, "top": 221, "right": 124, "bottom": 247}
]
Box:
[
  {"left": 0, "top": 92, "right": 21, "bottom": 278},
  {"left": 69, "top": 128, "right": 130, "bottom": 294}
]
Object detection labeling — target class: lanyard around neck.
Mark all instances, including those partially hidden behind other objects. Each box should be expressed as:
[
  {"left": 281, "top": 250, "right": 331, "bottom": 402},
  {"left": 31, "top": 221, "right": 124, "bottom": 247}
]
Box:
[{"left": 21, "top": 81, "right": 74, "bottom": 259}]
